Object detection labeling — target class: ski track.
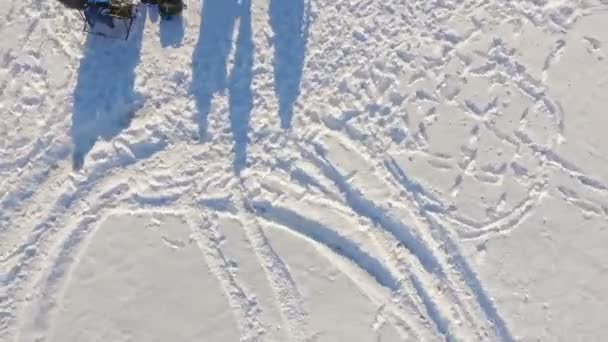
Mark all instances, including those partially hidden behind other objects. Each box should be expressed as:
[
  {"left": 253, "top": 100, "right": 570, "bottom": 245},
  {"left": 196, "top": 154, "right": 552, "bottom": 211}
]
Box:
[
  {"left": 188, "top": 213, "right": 266, "bottom": 342},
  {"left": 2, "top": 0, "right": 608, "bottom": 341},
  {"left": 292, "top": 138, "right": 501, "bottom": 341}
]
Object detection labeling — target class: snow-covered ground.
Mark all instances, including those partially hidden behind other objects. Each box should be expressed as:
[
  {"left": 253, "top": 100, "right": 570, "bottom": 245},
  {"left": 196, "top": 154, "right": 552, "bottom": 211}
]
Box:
[{"left": 2, "top": 0, "right": 608, "bottom": 341}]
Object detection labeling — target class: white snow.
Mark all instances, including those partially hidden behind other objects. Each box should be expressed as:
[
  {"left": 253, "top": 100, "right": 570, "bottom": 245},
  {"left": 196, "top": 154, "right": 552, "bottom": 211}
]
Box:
[
  {"left": 31, "top": 214, "right": 239, "bottom": 342},
  {"left": 1, "top": 0, "right": 608, "bottom": 341}
]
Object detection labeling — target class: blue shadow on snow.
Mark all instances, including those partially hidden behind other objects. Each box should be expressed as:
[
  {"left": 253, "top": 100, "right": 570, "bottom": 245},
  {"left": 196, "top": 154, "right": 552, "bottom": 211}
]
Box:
[
  {"left": 143, "top": 4, "right": 184, "bottom": 48},
  {"left": 71, "top": 13, "right": 146, "bottom": 170},
  {"left": 269, "top": 0, "right": 310, "bottom": 129},
  {"left": 159, "top": 11, "right": 185, "bottom": 47},
  {"left": 192, "top": 0, "right": 253, "bottom": 174},
  {"left": 228, "top": 0, "right": 253, "bottom": 173}
]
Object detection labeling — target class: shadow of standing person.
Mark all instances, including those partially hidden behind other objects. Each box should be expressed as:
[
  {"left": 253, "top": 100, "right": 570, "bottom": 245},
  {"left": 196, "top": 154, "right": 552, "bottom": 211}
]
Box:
[
  {"left": 191, "top": 0, "right": 240, "bottom": 141},
  {"left": 71, "top": 8, "right": 146, "bottom": 170},
  {"left": 228, "top": 0, "right": 253, "bottom": 174},
  {"left": 269, "top": 0, "right": 310, "bottom": 129},
  {"left": 159, "top": 13, "right": 185, "bottom": 48}
]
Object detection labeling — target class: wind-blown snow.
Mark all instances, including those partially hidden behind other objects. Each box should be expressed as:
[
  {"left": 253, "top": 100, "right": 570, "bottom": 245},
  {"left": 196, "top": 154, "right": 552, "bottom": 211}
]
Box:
[{"left": 1, "top": 0, "right": 608, "bottom": 341}]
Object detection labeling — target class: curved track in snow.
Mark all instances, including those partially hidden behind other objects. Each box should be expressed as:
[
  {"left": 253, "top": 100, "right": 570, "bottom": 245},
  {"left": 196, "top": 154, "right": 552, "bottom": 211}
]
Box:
[{"left": 2, "top": 0, "right": 608, "bottom": 341}]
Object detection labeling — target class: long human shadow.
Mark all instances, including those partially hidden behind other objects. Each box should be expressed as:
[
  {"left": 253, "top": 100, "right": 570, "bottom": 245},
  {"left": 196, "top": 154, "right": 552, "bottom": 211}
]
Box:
[
  {"left": 191, "top": 0, "right": 240, "bottom": 140},
  {"left": 159, "top": 12, "right": 185, "bottom": 47},
  {"left": 159, "top": 16, "right": 185, "bottom": 48},
  {"left": 269, "top": 0, "right": 310, "bottom": 129},
  {"left": 228, "top": 0, "right": 253, "bottom": 173},
  {"left": 193, "top": 0, "right": 253, "bottom": 174},
  {"left": 71, "top": 14, "right": 146, "bottom": 170}
]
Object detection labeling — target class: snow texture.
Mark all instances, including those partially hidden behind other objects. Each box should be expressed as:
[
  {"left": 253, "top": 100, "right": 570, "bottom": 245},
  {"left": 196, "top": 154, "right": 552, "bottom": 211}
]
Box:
[{"left": 2, "top": 0, "right": 608, "bottom": 341}]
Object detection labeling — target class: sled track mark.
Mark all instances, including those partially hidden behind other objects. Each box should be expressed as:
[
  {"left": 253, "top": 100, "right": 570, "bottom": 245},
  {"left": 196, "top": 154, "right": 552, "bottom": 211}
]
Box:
[
  {"left": 429, "top": 214, "right": 513, "bottom": 342},
  {"left": 1, "top": 135, "right": 167, "bottom": 265},
  {"left": 298, "top": 119, "right": 514, "bottom": 340},
  {"left": 251, "top": 199, "right": 400, "bottom": 291},
  {"left": 190, "top": 215, "right": 264, "bottom": 342},
  {"left": 304, "top": 144, "right": 443, "bottom": 276},
  {"left": 10, "top": 182, "right": 128, "bottom": 342},
  {"left": 0, "top": 136, "right": 168, "bottom": 336},
  {"left": 382, "top": 158, "right": 514, "bottom": 341},
  {"left": 249, "top": 198, "right": 437, "bottom": 341},
  {"left": 238, "top": 187, "right": 310, "bottom": 342},
  {"left": 408, "top": 274, "right": 450, "bottom": 338}
]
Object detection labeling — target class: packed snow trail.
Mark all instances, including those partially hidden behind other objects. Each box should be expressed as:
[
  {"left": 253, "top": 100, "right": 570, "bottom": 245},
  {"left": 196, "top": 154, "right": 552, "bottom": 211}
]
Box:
[{"left": 2, "top": 0, "right": 608, "bottom": 341}]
